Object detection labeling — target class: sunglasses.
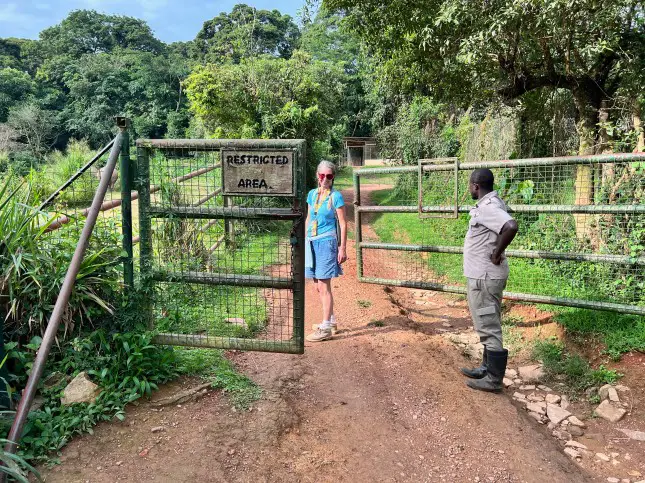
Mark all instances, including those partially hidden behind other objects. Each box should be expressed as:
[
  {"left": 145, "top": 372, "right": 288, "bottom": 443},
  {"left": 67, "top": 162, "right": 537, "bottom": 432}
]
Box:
[{"left": 318, "top": 173, "right": 335, "bottom": 180}]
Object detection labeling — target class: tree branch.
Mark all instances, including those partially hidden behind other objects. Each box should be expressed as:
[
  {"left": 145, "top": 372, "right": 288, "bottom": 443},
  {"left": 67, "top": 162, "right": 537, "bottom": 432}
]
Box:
[{"left": 497, "top": 73, "right": 571, "bottom": 100}]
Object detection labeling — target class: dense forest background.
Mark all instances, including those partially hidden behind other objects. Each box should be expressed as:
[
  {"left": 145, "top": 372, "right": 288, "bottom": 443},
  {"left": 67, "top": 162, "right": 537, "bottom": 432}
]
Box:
[{"left": 3, "top": 0, "right": 642, "bottom": 176}]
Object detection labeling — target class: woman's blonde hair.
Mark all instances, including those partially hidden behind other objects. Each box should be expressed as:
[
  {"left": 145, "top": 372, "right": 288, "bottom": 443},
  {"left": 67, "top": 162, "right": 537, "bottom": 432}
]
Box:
[
  {"left": 316, "top": 160, "right": 337, "bottom": 175},
  {"left": 316, "top": 160, "right": 340, "bottom": 210}
]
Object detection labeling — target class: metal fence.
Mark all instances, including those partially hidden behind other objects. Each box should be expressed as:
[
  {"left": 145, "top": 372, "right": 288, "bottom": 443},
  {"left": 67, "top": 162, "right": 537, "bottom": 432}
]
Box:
[
  {"left": 354, "top": 153, "right": 645, "bottom": 315},
  {"left": 5, "top": 126, "right": 128, "bottom": 455},
  {"left": 136, "top": 139, "right": 306, "bottom": 353},
  {"left": 5, "top": 124, "right": 309, "bottom": 354}
]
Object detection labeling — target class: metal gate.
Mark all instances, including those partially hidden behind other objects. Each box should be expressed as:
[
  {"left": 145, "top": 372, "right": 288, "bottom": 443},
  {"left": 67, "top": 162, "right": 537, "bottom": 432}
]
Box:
[
  {"left": 136, "top": 139, "right": 306, "bottom": 353},
  {"left": 354, "top": 153, "right": 645, "bottom": 315}
]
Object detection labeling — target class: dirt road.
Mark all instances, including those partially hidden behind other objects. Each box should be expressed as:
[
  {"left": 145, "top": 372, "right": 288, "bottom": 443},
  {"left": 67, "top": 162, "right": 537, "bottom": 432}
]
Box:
[{"left": 44, "top": 186, "right": 593, "bottom": 482}]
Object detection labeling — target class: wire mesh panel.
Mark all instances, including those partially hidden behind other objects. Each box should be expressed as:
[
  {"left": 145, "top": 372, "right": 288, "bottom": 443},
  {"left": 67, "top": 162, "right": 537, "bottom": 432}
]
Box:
[
  {"left": 355, "top": 154, "right": 645, "bottom": 315},
  {"left": 418, "top": 158, "right": 459, "bottom": 218},
  {"left": 36, "top": 140, "right": 130, "bottom": 250},
  {"left": 136, "top": 139, "right": 306, "bottom": 353}
]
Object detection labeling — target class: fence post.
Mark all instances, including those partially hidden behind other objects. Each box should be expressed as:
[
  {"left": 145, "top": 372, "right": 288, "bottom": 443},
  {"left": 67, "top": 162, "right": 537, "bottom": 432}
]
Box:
[
  {"left": 291, "top": 144, "right": 306, "bottom": 350},
  {"left": 137, "top": 145, "right": 154, "bottom": 328},
  {"left": 353, "top": 171, "right": 363, "bottom": 278},
  {"left": 117, "top": 117, "right": 134, "bottom": 288}
]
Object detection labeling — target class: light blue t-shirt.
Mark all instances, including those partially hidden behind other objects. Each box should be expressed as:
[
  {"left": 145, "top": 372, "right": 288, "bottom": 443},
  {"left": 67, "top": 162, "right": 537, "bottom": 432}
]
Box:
[{"left": 307, "top": 188, "right": 345, "bottom": 237}]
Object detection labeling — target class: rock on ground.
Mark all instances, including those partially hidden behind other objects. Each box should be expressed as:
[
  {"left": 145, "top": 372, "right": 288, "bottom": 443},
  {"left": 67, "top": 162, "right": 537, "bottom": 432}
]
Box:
[
  {"left": 61, "top": 371, "right": 101, "bottom": 405},
  {"left": 568, "top": 416, "right": 586, "bottom": 428},
  {"left": 546, "top": 404, "right": 571, "bottom": 425},
  {"left": 596, "top": 453, "right": 611, "bottom": 462},
  {"left": 618, "top": 428, "right": 645, "bottom": 442},
  {"left": 518, "top": 364, "right": 545, "bottom": 383},
  {"left": 595, "top": 400, "right": 627, "bottom": 423}
]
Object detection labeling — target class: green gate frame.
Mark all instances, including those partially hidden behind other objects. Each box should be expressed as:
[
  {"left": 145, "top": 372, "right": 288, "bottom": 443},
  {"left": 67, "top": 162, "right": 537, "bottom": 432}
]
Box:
[
  {"left": 354, "top": 153, "right": 645, "bottom": 316},
  {"left": 136, "top": 139, "right": 307, "bottom": 354}
]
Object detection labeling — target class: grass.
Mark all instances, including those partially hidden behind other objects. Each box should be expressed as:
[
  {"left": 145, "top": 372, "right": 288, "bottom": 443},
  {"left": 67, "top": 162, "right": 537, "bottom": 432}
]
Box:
[
  {"left": 154, "top": 227, "right": 289, "bottom": 337},
  {"left": 501, "top": 314, "right": 527, "bottom": 357},
  {"left": 334, "top": 167, "right": 354, "bottom": 190},
  {"left": 502, "top": 325, "right": 525, "bottom": 357},
  {"left": 532, "top": 339, "right": 622, "bottom": 393},
  {"left": 175, "top": 348, "right": 262, "bottom": 410}
]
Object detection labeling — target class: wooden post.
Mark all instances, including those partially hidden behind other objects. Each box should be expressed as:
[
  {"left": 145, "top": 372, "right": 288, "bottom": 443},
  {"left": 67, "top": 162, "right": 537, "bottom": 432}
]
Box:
[{"left": 224, "top": 195, "right": 236, "bottom": 250}]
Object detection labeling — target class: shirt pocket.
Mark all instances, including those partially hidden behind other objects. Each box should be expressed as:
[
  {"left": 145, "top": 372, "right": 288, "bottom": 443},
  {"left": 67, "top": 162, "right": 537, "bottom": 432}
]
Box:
[{"left": 468, "top": 217, "right": 484, "bottom": 236}]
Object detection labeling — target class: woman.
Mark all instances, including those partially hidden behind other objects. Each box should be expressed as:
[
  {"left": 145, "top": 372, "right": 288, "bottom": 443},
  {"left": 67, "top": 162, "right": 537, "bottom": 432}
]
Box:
[{"left": 305, "top": 160, "right": 348, "bottom": 342}]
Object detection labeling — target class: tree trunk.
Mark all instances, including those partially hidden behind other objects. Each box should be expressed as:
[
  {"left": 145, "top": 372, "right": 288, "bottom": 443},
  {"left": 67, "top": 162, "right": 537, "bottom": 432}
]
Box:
[
  {"left": 572, "top": 89, "right": 598, "bottom": 243},
  {"left": 598, "top": 100, "right": 614, "bottom": 249},
  {"left": 634, "top": 102, "right": 645, "bottom": 152}
]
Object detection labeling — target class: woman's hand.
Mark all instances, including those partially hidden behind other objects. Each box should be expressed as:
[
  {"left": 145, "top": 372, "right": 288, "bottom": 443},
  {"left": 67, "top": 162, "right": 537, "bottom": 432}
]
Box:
[{"left": 338, "top": 246, "right": 347, "bottom": 264}]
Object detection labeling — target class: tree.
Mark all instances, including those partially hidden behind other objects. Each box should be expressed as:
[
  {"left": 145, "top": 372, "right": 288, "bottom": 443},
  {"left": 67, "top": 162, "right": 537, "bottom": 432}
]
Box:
[
  {"left": 326, "top": 0, "right": 643, "bottom": 142},
  {"left": 0, "top": 68, "right": 36, "bottom": 122},
  {"left": 326, "top": 0, "right": 645, "bottom": 237},
  {"left": 62, "top": 50, "right": 187, "bottom": 145},
  {"left": 300, "top": 8, "right": 372, "bottom": 137},
  {"left": 300, "top": 8, "right": 360, "bottom": 72},
  {"left": 0, "top": 39, "right": 22, "bottom": 69},
  {"left": 0, "top": 38, "right": 43, "bottom": 75},
  {"left": 39, "top": 10, "right": 164, "bottom": 58},
  {"left": 185, "top": 51, "right": 347, "bottom": 178},
  {"left": 7, "top": 103, "right": 59, "bottom": 159},
  {"left": 194, "top": 4, "right": 300, "bottom": 63},
  {"left": 37, "top": 10, "right": 166, "bottom": 89}
]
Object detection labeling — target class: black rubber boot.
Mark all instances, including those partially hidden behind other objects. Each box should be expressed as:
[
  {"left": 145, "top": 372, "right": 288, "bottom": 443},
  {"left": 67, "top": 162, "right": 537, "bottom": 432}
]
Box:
[
  {"left": 460, "top": 347, "right": 488, "bottom": 379},
  {"left": 466, "top": 348, "right": 508, "bottom": 393}
]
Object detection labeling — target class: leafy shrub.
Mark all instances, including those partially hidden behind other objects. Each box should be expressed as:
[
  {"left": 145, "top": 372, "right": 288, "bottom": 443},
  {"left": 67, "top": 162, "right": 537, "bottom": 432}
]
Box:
[
  {"left": 4, "top": 330, "right": 177, "bottom": 463},
  {"left": 2, "top": 151, "right": 39, "bottom": 177},
  {"left": 41, "top": 140, "right": 101, "bottom": 207},
  {"left": 1, "top": 175, "right": 122, "bottom": 341}
]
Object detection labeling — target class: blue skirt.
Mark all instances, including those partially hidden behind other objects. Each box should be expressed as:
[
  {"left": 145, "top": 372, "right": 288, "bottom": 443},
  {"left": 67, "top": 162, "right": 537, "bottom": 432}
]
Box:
[{"left": 305, "top": 238, "right": 343, "bottom": 279}]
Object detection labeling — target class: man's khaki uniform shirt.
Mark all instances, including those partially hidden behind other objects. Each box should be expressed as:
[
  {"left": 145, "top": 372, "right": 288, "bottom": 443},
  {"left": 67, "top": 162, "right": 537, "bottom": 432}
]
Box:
[{"left": 463, "top": 191, "right": 513, "bottom": 280}]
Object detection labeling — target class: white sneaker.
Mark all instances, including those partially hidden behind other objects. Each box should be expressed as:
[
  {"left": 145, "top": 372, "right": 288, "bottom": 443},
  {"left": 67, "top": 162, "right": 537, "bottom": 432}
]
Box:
[
  {"left": 306, "top": 327, "right": 332, "bottom": 342},
  {"left": 312, "top": 322, "right": 338, "bottom": 334}
]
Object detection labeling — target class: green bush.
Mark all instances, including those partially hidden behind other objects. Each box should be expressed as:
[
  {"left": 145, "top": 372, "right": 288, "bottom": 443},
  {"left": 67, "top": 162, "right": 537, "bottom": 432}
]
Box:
[
  {"left": 4, "top": 330, "right": 177, "bottom": 463},
  {"left": 2, "top": 151, "right": 39, "bottom": 177},
  {"left": 1, "top": 175, "right": 122, "bottom": 341},
  {"left": 41, "top": 140, "right": 101, "bottom": 207}
]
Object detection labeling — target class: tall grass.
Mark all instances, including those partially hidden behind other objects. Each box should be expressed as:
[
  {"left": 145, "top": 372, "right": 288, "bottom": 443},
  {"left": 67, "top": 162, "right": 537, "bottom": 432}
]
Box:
[{"left": 28, "top": 140, "right": 102, "bottom": 207}]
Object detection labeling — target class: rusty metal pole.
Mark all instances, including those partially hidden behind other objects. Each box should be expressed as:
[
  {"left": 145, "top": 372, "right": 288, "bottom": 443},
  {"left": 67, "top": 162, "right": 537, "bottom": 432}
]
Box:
[{"left": 4, "top": 133, "right": 123, "bottom": 456}]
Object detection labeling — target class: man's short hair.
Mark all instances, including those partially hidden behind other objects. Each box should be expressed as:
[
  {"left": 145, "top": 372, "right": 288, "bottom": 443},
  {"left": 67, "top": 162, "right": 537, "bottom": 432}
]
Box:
[{"left": 471, "top": 169, "right": 494, "bottom": 190}]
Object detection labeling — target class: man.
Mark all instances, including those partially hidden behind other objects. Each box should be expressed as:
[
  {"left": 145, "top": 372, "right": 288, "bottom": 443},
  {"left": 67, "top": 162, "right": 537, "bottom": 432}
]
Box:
[{"left": 461, "top": 169, "right": 518, "bottom": 393}]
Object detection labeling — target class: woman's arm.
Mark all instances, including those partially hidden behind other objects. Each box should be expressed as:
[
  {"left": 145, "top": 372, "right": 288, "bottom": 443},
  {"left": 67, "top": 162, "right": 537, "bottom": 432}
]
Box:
[
  {"left": 305, "top": 205, "right": 310, "bottom": 235},
  {"left": 336, "top": 205, "right": 347, "bottom": 264}
]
